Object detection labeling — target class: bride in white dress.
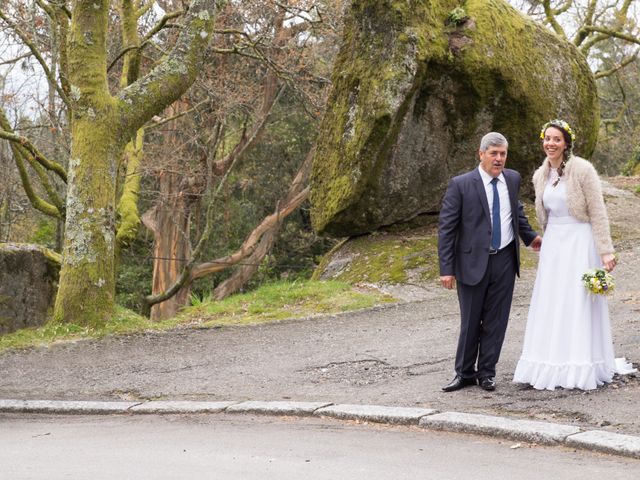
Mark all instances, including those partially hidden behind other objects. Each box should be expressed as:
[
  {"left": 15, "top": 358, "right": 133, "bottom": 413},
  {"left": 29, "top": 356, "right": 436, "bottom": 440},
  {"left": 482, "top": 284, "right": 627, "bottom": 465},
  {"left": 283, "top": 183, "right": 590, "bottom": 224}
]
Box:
[{"left": 513, "top": 119, "right": 635, "bottom": 390}]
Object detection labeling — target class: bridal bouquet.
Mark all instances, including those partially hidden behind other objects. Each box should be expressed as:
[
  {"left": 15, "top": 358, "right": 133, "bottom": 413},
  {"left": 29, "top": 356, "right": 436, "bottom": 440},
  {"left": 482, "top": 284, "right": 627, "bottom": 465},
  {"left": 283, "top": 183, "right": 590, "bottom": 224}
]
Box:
[{"left": 581, "top": 268, "right": 615, "bottom": 296}]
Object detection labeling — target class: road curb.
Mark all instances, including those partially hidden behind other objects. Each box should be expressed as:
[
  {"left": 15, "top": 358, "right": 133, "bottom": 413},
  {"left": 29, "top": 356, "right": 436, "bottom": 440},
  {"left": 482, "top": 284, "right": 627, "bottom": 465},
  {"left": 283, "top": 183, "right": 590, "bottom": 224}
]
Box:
[
  {"left": 129, "top": 400, "right": 237, "bottom": 414},
  {"left": 565, "top": 430, "right": 640, "bottom": 459},
  {"left": 315, "top": 404, "right": 437, "bottom": 426},
  {"left": 1, "top": 399, "right": 638, "bottom": 460},
  {"left": 225, "top": 400, "right": 333, "bottom": 416},
  {"left": 419, "top": 411, "right": 581, "bottom": 445},
  {"left": 0, "top": 399, "right": 140, "bottom": 414}
]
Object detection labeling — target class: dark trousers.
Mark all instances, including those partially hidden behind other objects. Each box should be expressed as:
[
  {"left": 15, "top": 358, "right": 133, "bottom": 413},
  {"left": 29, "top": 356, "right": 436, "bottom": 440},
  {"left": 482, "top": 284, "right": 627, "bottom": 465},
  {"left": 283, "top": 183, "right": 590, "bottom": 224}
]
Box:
[{"left": 454, "top": 241, "right": 517, "bottom": 379}]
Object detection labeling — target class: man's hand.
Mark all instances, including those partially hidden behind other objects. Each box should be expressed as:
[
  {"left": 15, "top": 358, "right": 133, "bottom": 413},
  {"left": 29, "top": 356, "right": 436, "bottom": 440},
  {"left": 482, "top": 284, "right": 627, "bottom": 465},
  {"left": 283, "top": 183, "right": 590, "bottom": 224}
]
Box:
[
  {"left": 530, "top": 235, "right": 542, "bottom": 252},
  {"left": 440, "top": 275, "right": 456, "bottom": 290}
]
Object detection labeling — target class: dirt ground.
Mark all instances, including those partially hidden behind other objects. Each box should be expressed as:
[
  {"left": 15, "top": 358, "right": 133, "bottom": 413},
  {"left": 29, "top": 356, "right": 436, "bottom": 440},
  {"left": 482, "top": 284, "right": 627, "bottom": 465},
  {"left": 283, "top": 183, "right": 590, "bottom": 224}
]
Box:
[{"left": 0, "top": 177, "right": 639, "bottom": 436}]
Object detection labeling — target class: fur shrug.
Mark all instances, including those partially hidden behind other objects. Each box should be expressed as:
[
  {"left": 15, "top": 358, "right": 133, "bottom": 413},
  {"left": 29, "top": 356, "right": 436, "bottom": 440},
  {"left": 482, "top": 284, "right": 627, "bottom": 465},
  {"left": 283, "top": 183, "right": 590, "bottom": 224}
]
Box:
[{"left": 532, "top": 155, "right": 614, "bottom": 255}]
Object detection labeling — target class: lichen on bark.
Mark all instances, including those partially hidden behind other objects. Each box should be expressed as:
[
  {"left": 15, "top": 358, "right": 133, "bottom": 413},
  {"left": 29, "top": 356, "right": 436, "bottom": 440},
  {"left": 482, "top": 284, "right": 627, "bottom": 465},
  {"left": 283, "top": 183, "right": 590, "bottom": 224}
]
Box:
[
  {"left": 54, "top": 112, "right": 121, "bottom": 326},
  {"left": 53, "top": 0, "right": 224, "bottom": 327}
]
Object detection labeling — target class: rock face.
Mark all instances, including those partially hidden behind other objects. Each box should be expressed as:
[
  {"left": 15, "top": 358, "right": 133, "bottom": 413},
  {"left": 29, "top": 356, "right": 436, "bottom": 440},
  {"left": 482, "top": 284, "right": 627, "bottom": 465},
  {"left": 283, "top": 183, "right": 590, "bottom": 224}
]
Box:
[
  {"left": 0, "top": 244, "right": 59, "bottom": 334},
  {"left": 310, "top": 0, "right": 599, "bottom": 236}
]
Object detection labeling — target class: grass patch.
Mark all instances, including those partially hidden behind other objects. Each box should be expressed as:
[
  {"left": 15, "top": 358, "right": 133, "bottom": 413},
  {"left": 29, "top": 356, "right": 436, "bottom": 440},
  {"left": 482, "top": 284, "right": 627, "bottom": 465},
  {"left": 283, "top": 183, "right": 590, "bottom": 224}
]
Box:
[
  {"left": 0, "top": 280, "right": 395, "bottom": 352},
  {"left": 181, "top": 279, "right": 395, "bottom": 327},
  {"left": 0, "top": 307, "right": 156, "bottom": 352}
]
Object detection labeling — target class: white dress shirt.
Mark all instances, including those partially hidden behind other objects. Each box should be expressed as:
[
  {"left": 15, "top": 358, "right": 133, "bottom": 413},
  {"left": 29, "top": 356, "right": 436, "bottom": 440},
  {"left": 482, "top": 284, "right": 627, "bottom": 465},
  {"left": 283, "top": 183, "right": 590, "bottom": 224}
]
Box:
[{"left": 478, "top": 166, "right": 515, "bottom": 250}]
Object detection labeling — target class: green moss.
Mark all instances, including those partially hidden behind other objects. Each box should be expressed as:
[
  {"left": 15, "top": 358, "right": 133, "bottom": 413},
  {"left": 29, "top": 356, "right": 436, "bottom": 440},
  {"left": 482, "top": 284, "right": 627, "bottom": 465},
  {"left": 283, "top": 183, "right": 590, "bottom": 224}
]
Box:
[
  {"left": 311, "top": 0, "right": 452, "bottom": 233},
  {"left": 316, "top": 229, "right": 441, "bottom": 284},
  {"left": 42, "top": 247, "right": 62, "bottom": 266},
  {"left": 311, "top": 238, "right": 349, "bottom": 281},
  {"left": 622, "top": 146, "right": 640, "bottom": 176},
  {"left": 457, "top": 0, "right": 597, "bottom": 170},
  {"left": 54, "top": 112, "right": 121, "bottom": 328},
  {"left": 116, "top": 129, "right": 144, "bottom": 247},
  {"left": 316, "top": 199, "right": 542, "bottom": 283},
  {"left": 311, "top": 0, "right": 598, "bottom": 235}
]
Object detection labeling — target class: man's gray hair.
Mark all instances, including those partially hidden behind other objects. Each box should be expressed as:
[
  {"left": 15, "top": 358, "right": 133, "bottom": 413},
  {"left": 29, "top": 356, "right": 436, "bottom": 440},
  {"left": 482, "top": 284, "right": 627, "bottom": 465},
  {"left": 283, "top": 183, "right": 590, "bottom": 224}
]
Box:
[{"left": 479, "top": 132, "right": 508, "bottom": 152}]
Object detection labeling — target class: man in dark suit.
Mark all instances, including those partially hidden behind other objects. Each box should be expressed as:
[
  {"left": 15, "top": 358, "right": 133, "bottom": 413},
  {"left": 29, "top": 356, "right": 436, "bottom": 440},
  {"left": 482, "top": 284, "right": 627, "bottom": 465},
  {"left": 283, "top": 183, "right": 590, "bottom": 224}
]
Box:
[{"left": 438, "top": 132, "right": 541, "bottom": 392}]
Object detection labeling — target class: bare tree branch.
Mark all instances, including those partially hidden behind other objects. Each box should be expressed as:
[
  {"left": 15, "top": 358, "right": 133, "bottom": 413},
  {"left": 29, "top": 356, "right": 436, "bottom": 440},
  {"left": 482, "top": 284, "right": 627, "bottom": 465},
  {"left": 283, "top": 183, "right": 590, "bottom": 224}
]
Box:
[
  {"left": 117, "top": 0, "right": 223, "bottom": 135},
  {"left": 11, "top": 146, "right": 62, "bottom": 218},
  {"left": 212, "top": 147, "right": 314, "bottom": 299},
  {"left": 594, "top": 49, "right": 639, "bottom": 78},
  {"left": 144, "top": 99, "right": 209, "bottom": 129},
  {"left": 0, "top": 129, "right": 67, "bottom": 182},
  {"left": 108, "top": 9, "right": 186, "bottom": 72},
  {"left": 580, "top": 25, "right": 640, "bottom": 46},
  {"left": 212, "top": 85, "right": 285, "bottom": 174},
  {"left": 575, "top": 0, "right": 600, "bottom": 46},
  {"left": 0, "top": 51, "right": 31, "bottom": 66},
  {"left": 0, "top": 9, "right": 71, "bottom": 108},
  {"left": 542, "top": 0, "right": 567, "bottom": 38},
  {"left": 190, "top": 187, "right": 310, "bottom": 280},
  {"left": 0, "top": 103, "right": 63, "bottom": 218},
  {"left": 552, "top": 0, "right": 573, "bottom": 16}
]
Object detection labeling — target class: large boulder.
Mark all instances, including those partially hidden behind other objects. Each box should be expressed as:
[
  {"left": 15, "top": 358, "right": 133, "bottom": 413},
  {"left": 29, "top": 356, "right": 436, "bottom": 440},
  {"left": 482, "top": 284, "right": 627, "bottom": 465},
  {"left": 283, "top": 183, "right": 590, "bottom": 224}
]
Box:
[
  {"left": 310, "top": 0, "right": 599, "bottom": 236},
  {"left": 0, "top": 243, "right": 59, "bottom": 334}
]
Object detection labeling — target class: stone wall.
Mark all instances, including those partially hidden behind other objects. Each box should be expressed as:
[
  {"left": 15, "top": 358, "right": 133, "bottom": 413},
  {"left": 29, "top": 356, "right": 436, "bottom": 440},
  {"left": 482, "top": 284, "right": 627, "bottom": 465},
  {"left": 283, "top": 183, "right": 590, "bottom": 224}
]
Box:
[{"left": 0, "top": 243, "right": 59, "bottom": 334}]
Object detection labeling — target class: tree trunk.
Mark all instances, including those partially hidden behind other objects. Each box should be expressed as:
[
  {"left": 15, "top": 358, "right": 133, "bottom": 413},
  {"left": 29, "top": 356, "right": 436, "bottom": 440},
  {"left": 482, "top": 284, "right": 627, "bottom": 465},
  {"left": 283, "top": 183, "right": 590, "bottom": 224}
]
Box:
[
  {"left": 0, "top": 196, "right": 9, "bottom": 242},
  {"left": 53, "top": 116, "right": 121, "bottom": 326},
  {"left": 53, "top": 1, "right": 120, "bottom": 326},
  {"left": 52, "top": 0, "right": 219, "bottom": 326},
  {"left": 142, "top": 171, "right": 193, "bottom": 321}
]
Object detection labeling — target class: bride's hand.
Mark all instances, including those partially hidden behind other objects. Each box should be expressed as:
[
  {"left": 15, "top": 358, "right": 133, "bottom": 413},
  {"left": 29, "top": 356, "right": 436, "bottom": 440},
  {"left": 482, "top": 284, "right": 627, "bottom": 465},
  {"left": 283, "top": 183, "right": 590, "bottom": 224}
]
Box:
[{"left": 601, "top": 253, "right": 617, "bottom": 272}]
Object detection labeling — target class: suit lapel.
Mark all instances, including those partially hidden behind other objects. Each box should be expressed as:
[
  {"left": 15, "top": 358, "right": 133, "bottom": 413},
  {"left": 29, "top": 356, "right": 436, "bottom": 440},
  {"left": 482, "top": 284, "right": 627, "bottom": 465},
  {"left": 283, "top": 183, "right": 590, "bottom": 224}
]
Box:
[
  {"left": 503, "top": 169, "right": 518, "bottom": 217},
  {"left": 472, "top": 169, "right": 491, "bottom": 226}
]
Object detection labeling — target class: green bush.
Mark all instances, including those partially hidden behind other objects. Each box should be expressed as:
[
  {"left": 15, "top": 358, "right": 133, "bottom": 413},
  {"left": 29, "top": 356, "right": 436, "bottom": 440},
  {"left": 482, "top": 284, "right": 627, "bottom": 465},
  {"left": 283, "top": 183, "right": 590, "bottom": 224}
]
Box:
[
  {"left": 622, "top": 146, "right": 640, "bottom": 176},
  {"left": 29, "top": 219, "right": 57, "bottom": 249}
]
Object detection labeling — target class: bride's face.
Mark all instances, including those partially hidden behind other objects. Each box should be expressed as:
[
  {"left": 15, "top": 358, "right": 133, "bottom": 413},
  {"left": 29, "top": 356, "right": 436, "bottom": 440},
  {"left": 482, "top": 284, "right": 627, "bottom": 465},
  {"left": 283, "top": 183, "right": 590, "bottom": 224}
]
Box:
[{"left": 542, "top": 126, "right": 567, "bottom": 163}]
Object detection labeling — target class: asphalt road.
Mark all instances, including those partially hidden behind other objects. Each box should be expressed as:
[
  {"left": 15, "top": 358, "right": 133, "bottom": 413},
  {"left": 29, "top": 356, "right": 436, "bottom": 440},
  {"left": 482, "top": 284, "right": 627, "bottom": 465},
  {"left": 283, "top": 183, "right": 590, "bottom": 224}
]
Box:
[
  {"left": 1, "top": 413, "right": 638, "bottom": 479},
  {"left": 1, "top": 241, "right": 639, "bottom": 437}
]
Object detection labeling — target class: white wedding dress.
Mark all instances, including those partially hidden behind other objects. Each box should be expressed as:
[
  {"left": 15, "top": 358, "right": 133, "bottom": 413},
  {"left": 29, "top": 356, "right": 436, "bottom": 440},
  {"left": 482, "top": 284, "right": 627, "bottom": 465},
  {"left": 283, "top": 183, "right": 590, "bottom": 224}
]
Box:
[{"left": 513, "top": 170, "right": 635, "bottom": 390}]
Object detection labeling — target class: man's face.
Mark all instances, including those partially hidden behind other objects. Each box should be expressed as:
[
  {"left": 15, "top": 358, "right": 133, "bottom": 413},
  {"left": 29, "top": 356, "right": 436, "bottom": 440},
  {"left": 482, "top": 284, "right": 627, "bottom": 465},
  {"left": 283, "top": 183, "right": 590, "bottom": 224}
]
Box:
[{"left": 479, "top": 144, "right": 508, "bottom": 177}]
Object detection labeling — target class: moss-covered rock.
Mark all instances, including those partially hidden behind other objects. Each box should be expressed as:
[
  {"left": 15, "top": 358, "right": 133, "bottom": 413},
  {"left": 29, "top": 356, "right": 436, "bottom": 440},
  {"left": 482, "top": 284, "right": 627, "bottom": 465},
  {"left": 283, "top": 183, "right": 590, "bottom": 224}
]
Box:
[
  {"left": 312, "top": 224, "right": 442, "bottom": 284},
  {"left": 313, "top": 213, "right": 539, "bottom": 284},
  {"left": 0, "top": 243, "right": 59, "bottom": 334},
  {"left": 311, "top": 0, "right": 599, "bottom": 236}
]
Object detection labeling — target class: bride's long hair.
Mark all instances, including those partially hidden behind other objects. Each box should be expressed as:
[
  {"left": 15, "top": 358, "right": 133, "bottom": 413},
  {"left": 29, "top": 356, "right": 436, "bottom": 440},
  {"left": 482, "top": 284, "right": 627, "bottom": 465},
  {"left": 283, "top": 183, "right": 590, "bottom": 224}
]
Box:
[{"left": 541, "top": 120, "right": 574, "bottom": 187}]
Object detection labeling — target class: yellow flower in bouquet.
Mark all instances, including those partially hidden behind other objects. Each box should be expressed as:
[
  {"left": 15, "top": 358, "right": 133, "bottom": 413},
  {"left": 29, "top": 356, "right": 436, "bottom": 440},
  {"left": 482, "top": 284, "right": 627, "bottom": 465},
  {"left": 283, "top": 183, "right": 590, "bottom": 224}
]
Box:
[{"left": 581, "top": 268, "right": 614, "bottom": 295}]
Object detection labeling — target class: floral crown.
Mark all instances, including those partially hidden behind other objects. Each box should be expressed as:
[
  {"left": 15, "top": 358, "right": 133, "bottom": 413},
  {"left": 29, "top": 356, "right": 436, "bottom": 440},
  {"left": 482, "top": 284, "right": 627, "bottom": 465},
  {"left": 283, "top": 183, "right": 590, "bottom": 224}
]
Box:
[{"left": 539, "top": 119, "right": 576, "bottom": 143}]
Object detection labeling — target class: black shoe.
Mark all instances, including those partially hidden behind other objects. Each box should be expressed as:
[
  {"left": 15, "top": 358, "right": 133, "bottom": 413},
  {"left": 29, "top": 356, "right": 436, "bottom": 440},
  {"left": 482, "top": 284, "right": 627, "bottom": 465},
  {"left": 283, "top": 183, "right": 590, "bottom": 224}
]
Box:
[
  {"left": 442, "top": 375, "right": 477, "bottom": 392},
  {"left": 479, "top": 376, "right": 496, "bottom": 391}
]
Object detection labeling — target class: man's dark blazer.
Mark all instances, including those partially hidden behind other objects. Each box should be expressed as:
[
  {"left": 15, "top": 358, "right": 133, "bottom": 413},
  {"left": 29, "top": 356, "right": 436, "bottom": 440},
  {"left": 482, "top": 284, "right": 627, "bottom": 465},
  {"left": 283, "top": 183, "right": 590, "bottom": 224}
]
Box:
[{"left": 438, "top": 167, "right": 538, "bottom": 286}]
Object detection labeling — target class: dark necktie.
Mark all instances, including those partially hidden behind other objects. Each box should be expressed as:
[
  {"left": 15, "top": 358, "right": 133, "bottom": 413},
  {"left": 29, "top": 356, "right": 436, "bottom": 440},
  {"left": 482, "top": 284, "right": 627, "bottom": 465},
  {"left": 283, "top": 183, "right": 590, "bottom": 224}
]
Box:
[{"left": 491, "top": 177, "right": 501, "bottom": 251}]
